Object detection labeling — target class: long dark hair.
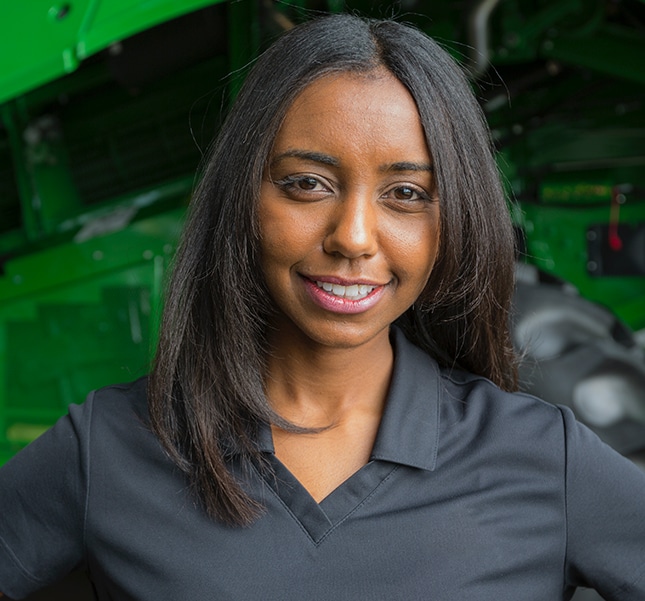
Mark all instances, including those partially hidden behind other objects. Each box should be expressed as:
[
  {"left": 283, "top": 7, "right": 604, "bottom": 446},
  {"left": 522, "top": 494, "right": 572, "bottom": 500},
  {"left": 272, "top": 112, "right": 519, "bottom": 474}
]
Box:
[{"left": 149, "top": 14, "right": 518, "bottom": 525}]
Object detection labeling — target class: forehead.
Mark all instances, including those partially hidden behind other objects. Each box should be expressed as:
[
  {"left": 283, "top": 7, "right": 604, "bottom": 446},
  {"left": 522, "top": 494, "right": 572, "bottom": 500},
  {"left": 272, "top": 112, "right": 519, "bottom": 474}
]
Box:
[{"left": 271, "top": 69, "right": 429, "bottom": 160}]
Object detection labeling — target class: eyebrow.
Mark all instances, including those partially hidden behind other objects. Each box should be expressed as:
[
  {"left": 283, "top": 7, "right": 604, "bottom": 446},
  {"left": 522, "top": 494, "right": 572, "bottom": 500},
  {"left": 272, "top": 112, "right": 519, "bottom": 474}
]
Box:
[
  {"left": 270, "top": 150, "right": 339, "bottom": 168},
  {"left": 382, "top": 161, "right": 434, "bottom": 173},
  {"left": 269, "top": 151, "right": 433, "bottom": 174}
]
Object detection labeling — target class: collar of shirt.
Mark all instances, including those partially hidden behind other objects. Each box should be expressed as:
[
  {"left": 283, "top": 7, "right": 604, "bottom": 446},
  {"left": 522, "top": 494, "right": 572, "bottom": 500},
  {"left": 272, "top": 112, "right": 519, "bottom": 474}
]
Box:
[{"left": 256, "top": 326, "right": 440, "bottom": 472}]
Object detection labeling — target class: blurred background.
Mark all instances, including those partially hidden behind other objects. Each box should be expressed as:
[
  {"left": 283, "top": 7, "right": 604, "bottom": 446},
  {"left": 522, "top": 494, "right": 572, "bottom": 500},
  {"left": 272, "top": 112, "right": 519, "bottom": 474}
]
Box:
[{"left": 0, "top": 1, "right": 643, "bottom": 599}]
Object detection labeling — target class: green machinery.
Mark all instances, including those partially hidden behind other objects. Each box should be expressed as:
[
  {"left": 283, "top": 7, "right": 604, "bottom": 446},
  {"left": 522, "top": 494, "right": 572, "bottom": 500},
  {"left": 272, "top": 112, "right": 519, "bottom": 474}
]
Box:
[{"left": 1, "top": 0, "right": 644, "bottom": 464}]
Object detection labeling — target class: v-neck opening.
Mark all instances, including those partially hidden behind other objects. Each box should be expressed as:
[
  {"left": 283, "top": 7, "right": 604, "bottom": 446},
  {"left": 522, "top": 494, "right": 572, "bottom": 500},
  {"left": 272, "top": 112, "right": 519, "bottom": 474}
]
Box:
[
  {"left": 249, "top": 327, "right": 441, "bottom": 543},
  {"left": 259, "top": 453, "right": 399, "bottom": 544}
]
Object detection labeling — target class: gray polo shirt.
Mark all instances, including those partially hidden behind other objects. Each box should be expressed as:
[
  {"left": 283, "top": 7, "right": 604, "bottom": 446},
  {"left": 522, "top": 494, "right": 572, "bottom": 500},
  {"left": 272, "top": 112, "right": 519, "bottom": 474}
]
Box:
[{"left": 1, "top": 328, "right": 644, "bottom": 600}]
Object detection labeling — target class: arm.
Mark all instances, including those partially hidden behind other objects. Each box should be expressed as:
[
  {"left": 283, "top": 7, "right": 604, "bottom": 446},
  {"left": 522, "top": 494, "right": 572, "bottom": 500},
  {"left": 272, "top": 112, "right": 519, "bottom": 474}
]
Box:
[
  {"left": 0, "top": 401, "right": 89, "bottom": 598},
  {"left": 562, "top": 407, "right": 645, "bottom": 598}
]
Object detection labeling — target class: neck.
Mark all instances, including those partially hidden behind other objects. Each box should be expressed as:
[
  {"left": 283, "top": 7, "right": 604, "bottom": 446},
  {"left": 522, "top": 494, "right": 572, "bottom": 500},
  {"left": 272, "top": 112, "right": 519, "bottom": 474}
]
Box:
[{"left": 263, "top": 328, "right": 394, "bottom": 428}]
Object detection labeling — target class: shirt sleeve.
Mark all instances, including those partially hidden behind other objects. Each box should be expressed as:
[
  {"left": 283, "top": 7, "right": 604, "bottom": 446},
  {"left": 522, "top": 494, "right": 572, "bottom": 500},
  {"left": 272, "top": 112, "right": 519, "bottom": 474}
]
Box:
[
  {"left": 0, "top": 395, "right": 93, "bottom": 599},
  {"left": 562, "top": 406, "right": 645, "bottom": 600}
]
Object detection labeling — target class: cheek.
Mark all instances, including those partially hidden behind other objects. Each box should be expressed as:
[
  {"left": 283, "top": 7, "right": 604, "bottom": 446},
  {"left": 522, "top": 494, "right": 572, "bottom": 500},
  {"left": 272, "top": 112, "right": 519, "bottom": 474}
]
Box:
[
  {"left": 388, "top": 215, "right": 441, "bottom": 286},
  {"left": 411, "top": 223, "right": 442, "bottom": 302},
  {"left": 258, "top": 193, "right": 289, "bottom": 264},
  {"left": 258, "top": 199, "right": 320, "bottom": 273},
  {"left": 424, "top": 225, "right": 441, "bottom": 274}
]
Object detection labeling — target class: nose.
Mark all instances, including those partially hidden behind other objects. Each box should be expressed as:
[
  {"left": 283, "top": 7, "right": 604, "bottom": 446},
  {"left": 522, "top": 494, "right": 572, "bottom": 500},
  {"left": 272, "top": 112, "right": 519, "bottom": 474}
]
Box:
[{"left": 322, "top": 191, "right": 378, "bottom": 259}]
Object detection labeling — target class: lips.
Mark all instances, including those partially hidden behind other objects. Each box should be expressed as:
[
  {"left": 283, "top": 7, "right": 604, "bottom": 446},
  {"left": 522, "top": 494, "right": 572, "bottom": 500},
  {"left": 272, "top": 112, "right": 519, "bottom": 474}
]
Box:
[
  {"left": 301, "top": 275, "right": 387, "bottom": 315},
  {"left": 315, "top": 281, "right": 376, "bottom": 300}
]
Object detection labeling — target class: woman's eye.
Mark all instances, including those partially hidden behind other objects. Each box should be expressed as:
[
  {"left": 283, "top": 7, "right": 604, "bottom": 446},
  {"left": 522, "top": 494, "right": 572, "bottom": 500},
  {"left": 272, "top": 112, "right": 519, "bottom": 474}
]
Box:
[
  {"left": 275, "top": 175, "right": 329, "bottom": 195},
  {"left": 294, "top": 177, "right": 321, "bottom": 191},
  {"left": 386, "top": 185, "right": 429, "bottom": 202}
]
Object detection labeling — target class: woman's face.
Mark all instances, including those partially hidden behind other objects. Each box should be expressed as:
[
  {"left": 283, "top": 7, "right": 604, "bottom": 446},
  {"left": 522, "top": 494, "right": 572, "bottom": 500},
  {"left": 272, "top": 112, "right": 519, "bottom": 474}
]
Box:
[{"left": 258, "top": 69, "right": 440, "bottom": 351}]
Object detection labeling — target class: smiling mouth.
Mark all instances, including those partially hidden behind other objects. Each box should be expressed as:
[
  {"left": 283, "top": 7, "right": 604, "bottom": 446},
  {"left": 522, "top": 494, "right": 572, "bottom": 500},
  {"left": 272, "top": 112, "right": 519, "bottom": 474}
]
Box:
[{"left": 315, "top": 281, "right": 377, "bottom": 300}]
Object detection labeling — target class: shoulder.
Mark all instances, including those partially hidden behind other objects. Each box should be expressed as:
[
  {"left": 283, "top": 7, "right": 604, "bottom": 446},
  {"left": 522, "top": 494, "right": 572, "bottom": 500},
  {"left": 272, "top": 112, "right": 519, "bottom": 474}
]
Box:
[
  {"left": 392, "top": 325, "right": 565, "bottom": 439},
  {"left": 76, "top": 377, "right": 149, "bottom": 432},
  {"left": 90, "top": 376, "right": 148, "bottom": 404},
  {"left": 432, "top": 363, "right": 573, "bottom": 473},
  {"left": 441, "top": 367, "right": 562, "bottom": 422},
  {"left": 392, "top": 326, "right": 569, "bottom": 467},
  {"left": 61, "top": 377, "right": 157, "bottom": 467},
  {"left": 75, "top": 378, "right": 179, "bottom": 508},
  {"left": 87, "top": 376, "right": 148, "bottom": 411}
]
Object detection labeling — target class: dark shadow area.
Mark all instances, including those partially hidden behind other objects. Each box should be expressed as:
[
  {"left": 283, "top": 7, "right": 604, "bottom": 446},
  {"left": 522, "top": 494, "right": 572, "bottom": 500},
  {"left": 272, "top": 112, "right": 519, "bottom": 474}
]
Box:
[{"left": 17, "top": 571, "right": 94, "bottom": 601}]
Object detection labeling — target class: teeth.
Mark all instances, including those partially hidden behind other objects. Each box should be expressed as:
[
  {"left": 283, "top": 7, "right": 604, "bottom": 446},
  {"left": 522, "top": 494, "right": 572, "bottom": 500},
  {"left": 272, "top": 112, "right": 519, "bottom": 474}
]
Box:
[{"left": 316, "top": 281, "right": 376, "bottom": 300}]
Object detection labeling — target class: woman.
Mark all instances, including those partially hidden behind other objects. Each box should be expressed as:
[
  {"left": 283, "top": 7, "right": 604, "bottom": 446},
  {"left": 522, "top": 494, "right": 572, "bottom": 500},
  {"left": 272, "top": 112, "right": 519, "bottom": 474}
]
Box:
[{"left": 1, "top": 14, "right": 644, "bottom": 601}]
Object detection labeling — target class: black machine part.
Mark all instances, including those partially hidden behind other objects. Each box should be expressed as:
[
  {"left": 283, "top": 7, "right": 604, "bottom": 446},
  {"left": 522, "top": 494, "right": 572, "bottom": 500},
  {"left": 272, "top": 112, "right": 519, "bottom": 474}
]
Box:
[{"left": 512, "top": 266, "right": 645, "bottom": 456}]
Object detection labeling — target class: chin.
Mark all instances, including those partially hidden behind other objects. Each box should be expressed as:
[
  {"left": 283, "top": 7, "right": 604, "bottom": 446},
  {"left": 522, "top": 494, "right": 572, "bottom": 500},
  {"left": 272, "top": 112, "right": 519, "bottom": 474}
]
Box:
[{"left": 298, "top": 321, "right": 392, "bottom": 352}]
